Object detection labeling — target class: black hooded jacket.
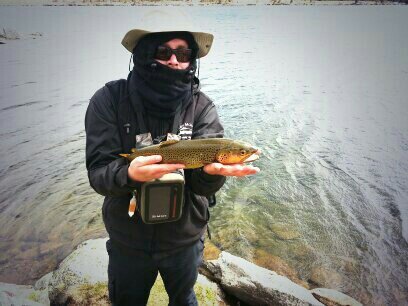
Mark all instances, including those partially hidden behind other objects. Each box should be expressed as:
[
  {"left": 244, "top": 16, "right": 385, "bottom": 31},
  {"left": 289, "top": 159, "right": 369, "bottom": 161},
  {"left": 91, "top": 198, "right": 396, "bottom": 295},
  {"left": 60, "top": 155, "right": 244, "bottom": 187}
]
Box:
[{"left": 85, "top": 73, "right": 226, "bottom": 252}]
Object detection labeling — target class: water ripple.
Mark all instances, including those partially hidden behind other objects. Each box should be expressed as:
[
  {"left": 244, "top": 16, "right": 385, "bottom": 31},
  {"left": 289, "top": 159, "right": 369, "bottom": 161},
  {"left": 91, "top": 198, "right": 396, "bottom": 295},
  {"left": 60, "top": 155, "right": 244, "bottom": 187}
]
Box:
[{"left": 1, "top": 100, "right": 45, "bottom": 112}]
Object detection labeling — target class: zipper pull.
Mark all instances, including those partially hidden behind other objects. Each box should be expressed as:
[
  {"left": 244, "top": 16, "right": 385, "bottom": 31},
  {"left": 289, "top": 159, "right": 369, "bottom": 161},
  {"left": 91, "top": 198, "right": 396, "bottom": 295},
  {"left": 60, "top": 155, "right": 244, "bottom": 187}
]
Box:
[
  {"left": 128, "top": 191, "right": 137, "bottom": 217},
  {"left": 124, "top": 123, "right": 131, "bottom": 135}
]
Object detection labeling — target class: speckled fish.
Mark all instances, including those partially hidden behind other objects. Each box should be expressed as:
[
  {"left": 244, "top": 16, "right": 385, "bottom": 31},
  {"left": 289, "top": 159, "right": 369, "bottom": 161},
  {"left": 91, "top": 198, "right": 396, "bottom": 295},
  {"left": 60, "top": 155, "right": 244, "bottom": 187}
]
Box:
[{"left": 120, "top": 138, "right": 259, "bottom": 169}]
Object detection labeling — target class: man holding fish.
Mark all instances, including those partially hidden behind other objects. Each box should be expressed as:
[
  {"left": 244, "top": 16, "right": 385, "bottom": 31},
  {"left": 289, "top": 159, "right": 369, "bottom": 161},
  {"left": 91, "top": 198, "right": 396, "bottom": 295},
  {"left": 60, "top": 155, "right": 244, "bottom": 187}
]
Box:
[{"left": 85, "top": 10, "right": 259, "bottom": 306}]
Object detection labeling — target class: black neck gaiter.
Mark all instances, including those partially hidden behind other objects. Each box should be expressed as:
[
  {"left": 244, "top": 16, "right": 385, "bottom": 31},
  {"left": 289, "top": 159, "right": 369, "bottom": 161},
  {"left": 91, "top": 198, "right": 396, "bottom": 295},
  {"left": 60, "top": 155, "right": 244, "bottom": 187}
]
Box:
[
  {"left": 130, "top": 61, "right": 194, "bottom": 119},
  {"left": 129, "top": 32, "right": 198, "bottom": 120}
]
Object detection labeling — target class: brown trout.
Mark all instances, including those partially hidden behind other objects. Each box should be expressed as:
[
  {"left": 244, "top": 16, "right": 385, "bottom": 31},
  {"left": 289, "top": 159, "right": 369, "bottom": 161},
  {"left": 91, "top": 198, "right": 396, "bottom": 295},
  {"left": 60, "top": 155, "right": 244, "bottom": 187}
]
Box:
[{"left": 120, "top": 138, "right": 259, "bottom": 169}]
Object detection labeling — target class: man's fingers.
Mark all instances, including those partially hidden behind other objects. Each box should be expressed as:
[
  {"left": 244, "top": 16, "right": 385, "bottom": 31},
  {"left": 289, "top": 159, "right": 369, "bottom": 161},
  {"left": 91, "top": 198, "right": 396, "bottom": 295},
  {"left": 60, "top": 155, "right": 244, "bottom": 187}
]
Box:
[
  {"left": 204, "top": 163, "right": 260, "bottom": 177},
  {"left": 132, "top": 155, "right": 162, "bottom": 167},
  {"left": 148, "top": 164, "right": 185, "bottom": 174},
  {"left": 142, "top": 163, "right": 185, "bottom": 178},
  {"left": 128, "top": 155, "right": 185, "bottom": 182},
  {"left": 230, "top": 166, "right": 260, "bottom": 176}
]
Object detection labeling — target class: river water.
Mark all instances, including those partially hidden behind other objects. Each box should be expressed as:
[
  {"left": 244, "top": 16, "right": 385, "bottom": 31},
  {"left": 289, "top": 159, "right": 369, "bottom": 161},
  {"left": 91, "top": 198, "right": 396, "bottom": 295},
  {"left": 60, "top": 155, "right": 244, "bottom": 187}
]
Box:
[{"left": 0, "top": 5, "right": 407, "bottom": 305}]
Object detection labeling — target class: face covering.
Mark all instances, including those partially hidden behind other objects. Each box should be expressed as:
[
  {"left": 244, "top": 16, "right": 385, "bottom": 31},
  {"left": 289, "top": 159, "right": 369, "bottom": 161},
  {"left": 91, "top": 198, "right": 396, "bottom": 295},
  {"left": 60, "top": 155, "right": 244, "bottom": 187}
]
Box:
[{"left": 129, "top": 32, "right": 198, "bottom": 119}]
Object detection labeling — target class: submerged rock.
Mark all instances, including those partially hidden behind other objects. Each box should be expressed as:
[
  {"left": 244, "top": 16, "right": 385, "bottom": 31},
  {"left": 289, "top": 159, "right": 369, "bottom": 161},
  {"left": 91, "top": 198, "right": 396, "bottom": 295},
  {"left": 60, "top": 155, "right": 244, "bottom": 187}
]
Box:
[
  {"left": 291, "top": 243, "right": 315, "bottom": 259},
  {"left": 309, "top": 267, "right": 343, "bottom": 288},
  {"left": 0, "top": 28, "right": 20, "bottom": 40},
  {"left": 253, "top": 249, "right": 309, "bottom": 289},
  {"left": 0, "top": 27, "right": 43, "bottom": 41},
  {"left": 271, "top": 223, "right": 301, "bottom": 240},
  {"left": 204, "top": 240, "right": 222, "bottom": 260}
]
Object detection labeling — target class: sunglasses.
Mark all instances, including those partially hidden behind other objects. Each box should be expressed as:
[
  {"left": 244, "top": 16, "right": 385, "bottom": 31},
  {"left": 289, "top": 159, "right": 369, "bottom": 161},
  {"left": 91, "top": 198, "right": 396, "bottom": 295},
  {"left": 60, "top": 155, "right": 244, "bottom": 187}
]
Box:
[{"left": 155, "top": 46, "right": 192, "bottom": 63}]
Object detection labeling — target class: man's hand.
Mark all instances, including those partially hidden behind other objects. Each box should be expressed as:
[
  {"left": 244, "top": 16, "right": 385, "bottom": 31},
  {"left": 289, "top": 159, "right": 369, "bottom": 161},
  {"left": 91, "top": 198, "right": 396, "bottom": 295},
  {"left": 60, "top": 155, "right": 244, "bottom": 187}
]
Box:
[
  {"left": 128, "top": 155, "right": 185, "bottom": 182},
  {"left": 203, "top": 163, "right": 260, "bottom": 177}
]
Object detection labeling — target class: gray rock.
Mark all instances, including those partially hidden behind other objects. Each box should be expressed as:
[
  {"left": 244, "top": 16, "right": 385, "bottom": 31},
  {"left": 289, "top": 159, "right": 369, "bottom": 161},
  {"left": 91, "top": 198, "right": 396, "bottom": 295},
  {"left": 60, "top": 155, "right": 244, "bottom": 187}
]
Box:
[
  {"left": 47, "top": 238, "right": 226, "bottom": 305},
  {"left": 0, "top": 27, "right": 43, "bottom": 42},
  {"left": 203, "top": 252, "right": 363, "bottom": 306},
  {"left": 1, "top": 239, "right": 362, "bottom": 306},
  {"left": 34, "top": 272, "right": 53, "bottom": 291},
  {"left": 204, "top": 251, "right": 323, "bottom": 305},
  {"left": 0, "top": 28, "right": 20, "bottom": 40},
  {"left": 47, "top": 238, "right": 109, "bottom": 304},
  {"left": 311, "top": 288, "right": 363, "bottom": 306},
  {"left": 0, "top": 282, "right": 49, "bottom": 306}
]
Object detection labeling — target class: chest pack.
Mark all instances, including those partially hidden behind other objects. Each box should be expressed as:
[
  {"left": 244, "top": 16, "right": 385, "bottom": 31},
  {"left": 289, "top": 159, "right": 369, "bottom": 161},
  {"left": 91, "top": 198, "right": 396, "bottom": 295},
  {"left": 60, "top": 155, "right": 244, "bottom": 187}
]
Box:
[{"left": 105, "top": 79, "right": 215, "bottom": 224}]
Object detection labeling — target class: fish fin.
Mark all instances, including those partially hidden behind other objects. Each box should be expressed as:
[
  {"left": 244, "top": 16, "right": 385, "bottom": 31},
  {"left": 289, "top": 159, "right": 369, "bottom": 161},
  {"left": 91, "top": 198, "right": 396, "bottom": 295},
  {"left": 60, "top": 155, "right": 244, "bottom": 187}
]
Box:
[
  {"left": 131, "top": 148, "right": 137, "bottom": 153},
  {"left": 119, "top": 153, "right": 130, "bottom": 158},
  {"left": 159, "top": 139, "right": 180, "bottom": 148}
]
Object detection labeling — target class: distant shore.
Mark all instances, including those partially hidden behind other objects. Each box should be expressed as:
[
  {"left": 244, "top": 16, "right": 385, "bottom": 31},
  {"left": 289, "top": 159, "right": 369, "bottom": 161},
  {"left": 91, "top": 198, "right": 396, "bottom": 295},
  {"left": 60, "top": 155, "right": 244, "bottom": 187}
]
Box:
[{"left": 0, "top": 0, "right": 406, "bottom": 6}]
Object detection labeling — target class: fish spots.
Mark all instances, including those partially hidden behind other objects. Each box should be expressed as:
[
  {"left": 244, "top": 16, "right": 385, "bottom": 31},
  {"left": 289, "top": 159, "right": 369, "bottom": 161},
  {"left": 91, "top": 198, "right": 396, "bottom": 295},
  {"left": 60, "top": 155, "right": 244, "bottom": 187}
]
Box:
[
  {"left": 217, "top": 152, "right": 229, "bottom": 163},
  {"left": 124, "top": 139, "right": 258, "bottom": 169}
]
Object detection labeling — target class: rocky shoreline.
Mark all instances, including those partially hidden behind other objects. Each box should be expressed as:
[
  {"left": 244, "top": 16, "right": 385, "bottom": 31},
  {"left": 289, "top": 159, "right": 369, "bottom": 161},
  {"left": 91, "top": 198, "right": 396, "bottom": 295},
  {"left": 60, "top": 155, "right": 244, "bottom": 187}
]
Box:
[
  {"left": 0, "top": 238, "right": 363, "bottom": 306},
  {"left": 0, "top": 0, "right": 406, "bottom": 5}
]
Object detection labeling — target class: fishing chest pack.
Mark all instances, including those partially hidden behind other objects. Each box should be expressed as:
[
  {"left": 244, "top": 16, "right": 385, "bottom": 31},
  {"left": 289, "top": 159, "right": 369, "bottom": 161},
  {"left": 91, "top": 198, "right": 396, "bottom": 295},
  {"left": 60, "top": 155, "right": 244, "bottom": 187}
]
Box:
[
  {"left": 107, "top": 78, "right": 217, "bottom": 224},
  {"left": 137, "top": 170, "right": 184, "bottom": 224},
  {"left": 105, "top": 80, "right": 216, "bottom": 224}
]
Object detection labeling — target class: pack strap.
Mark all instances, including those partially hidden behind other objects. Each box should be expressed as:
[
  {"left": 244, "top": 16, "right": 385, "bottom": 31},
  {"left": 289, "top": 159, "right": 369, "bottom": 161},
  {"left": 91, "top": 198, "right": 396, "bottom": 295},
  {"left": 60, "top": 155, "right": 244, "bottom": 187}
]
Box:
[{"left": 129, "top": 89, "right": 182, "bottom": 136}]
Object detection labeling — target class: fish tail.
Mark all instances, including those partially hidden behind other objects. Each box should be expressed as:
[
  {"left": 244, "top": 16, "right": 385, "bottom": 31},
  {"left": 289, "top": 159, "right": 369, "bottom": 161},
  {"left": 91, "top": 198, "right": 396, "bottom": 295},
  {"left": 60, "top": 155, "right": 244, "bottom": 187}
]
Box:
[{"left": 119, "top": 153, "right": 130, "bottom": 158}]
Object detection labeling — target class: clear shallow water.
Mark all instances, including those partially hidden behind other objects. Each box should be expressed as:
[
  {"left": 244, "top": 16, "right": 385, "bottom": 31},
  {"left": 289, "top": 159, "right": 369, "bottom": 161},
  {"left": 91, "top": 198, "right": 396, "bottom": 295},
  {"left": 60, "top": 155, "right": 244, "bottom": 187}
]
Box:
[{"left": 0, "top": 6, "right": 407, "bottom": 305}]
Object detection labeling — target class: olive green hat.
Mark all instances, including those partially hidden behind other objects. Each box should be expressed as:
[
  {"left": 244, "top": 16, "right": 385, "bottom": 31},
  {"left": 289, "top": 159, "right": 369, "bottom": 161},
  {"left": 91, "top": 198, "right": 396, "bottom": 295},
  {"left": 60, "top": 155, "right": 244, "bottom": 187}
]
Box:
[{"left": 121, "top": 9, "right": 214, "bottom": 58}]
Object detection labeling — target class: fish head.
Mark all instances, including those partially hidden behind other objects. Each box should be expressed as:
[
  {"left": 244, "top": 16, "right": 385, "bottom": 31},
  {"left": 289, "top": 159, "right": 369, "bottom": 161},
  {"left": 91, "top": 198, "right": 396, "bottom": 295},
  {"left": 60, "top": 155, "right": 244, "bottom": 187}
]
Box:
[{"left": 216, "top": 140, "right": 259, "bottom": 164}]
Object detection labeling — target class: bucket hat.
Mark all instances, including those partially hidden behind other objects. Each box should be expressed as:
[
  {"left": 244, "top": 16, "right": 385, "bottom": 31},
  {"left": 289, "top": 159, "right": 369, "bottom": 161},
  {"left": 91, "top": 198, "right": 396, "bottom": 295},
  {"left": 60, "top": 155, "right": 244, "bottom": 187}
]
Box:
[{"left": 122, "top": 9, "right": 214, "bottom": 59}]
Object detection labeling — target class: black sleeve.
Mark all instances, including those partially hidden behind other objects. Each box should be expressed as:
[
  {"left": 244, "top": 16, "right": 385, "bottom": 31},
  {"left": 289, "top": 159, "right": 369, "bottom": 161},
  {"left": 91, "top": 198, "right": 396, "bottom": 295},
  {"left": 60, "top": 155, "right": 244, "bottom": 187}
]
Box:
[
  {"left": 85, "top": 87, "right": 140, "bottom": 197},
  {"left": 186, "top": 97, "right": 226, "bottom": 197}
]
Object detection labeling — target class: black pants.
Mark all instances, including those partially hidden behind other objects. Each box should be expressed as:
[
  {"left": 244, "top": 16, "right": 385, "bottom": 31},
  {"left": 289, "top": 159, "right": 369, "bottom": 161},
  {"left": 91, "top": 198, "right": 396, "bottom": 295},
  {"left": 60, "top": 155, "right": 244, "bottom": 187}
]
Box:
[{"left": 106, "top": 238, "right": 204, "bottom": 306}]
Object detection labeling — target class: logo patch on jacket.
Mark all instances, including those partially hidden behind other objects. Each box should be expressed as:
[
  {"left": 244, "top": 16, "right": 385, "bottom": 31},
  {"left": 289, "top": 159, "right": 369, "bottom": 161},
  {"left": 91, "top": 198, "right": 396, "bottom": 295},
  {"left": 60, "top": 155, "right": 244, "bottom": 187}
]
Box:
[{"left": 179, "top": 123, "right": 193, "bottom": 140}]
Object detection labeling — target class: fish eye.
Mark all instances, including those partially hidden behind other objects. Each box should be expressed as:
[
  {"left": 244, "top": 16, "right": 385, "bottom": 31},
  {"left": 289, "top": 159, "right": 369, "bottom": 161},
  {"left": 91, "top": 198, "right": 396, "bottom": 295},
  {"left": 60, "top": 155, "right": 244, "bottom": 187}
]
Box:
[{"left": 240, "top": 150, "right": 246, "bottom": 156}]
